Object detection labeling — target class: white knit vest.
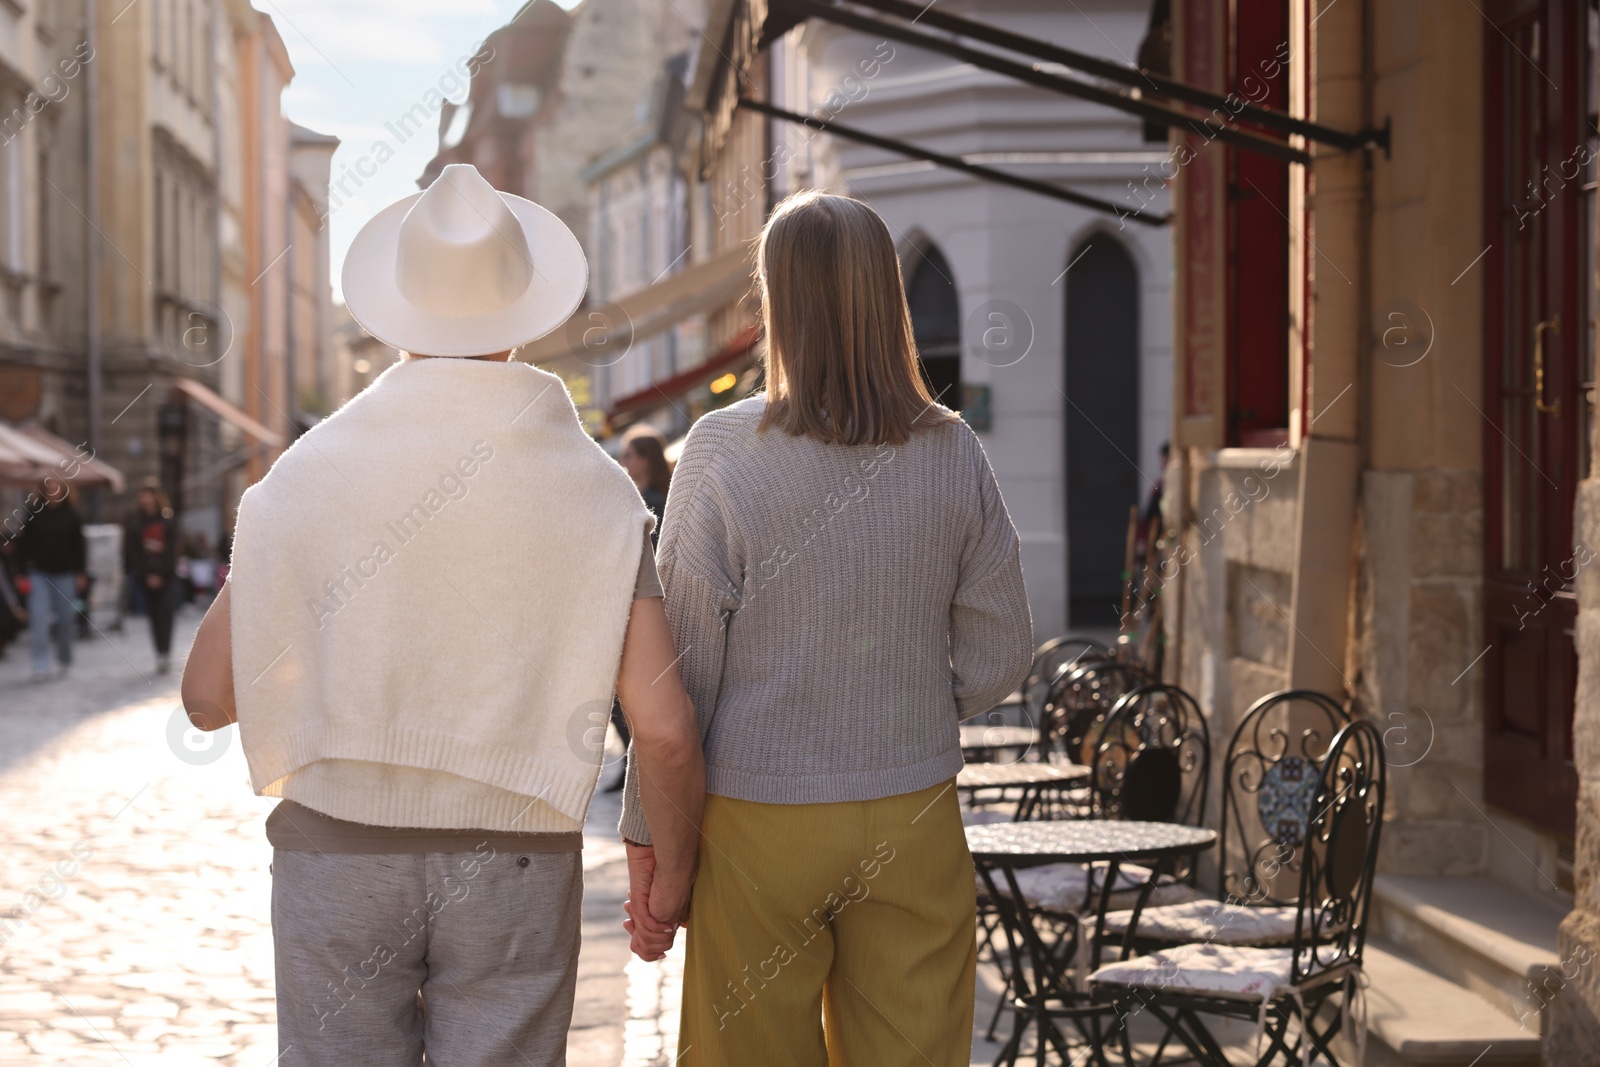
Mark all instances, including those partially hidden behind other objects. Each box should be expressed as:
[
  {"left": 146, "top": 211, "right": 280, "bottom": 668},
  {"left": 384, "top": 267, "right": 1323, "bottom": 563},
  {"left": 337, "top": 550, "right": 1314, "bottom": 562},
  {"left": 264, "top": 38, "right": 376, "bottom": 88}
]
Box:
[{"left": 230, "top": 358, "right": 648, "bottom": 833}]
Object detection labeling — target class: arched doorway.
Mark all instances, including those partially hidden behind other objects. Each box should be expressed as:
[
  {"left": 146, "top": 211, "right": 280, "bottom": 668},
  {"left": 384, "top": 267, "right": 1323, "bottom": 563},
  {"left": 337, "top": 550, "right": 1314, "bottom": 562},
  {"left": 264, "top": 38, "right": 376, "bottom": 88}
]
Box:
[
  {"left": 907, "top": 245, "right": 961, "bottom": 408},
  {"left": 1065, "top": 235, "right": 1140, "bottom": 628}
]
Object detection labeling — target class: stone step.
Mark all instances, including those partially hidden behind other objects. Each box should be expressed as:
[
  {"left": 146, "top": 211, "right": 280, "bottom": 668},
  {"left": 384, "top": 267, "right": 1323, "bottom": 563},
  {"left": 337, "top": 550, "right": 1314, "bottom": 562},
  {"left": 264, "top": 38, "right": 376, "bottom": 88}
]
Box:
[
  {"left": 1371, "top": 874, "right": 1565, "bottom": 1035},
  {"left": 1349, "top": 939, "right": 1544, "bottom": 1066}
]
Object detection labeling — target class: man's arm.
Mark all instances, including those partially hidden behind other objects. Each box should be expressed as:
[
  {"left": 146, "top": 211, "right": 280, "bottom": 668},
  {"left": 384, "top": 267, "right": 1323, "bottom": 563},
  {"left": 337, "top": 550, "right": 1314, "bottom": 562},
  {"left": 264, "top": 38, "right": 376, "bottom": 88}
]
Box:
[
  {"left": 615, "top": 596, "right": 705, "bottom": 924},
  {"left": 181, "top": 583, "right": 237, "bottom": 731}
]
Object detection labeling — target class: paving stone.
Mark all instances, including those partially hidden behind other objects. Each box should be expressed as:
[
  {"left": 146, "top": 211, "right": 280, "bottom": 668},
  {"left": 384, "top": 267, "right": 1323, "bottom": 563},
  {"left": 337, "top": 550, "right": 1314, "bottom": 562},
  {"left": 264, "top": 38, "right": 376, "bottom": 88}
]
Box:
[{"left": 0, "top": 606, "right": 652, "bottom": 1065}]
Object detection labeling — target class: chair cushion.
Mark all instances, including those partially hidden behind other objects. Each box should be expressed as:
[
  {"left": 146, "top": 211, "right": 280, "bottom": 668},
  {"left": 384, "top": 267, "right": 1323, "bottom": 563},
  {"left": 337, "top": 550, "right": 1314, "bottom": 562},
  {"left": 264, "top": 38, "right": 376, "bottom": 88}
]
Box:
[
  {"left": 989, "top": 862, "right": 1204, "bottom": 913},
  {"left": 1102, "top": 900, "right": 1300, "bottom": 945},
  {"left": 1089, "top": 943, "right": 1294, "bottom": 1002}
]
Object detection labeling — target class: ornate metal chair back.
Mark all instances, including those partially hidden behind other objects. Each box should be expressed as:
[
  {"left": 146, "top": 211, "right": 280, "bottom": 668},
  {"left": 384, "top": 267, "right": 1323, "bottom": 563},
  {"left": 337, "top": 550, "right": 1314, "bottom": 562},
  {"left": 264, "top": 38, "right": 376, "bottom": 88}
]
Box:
[
  {"left": 1217, "top": 688, "right": 1351, "bottom": 906},
  {"left": 1289, "top": 718, "right": 1387, "bottom": 988},
  {"left": 1044, "top": 658, "right": 1157, "bottom": 766},
  {"left": 1085, "top": 683, "right": 1211, "bottom": 828},
  {"left": 1019, "top": 634, "right": 1115, "bottom": 727}
]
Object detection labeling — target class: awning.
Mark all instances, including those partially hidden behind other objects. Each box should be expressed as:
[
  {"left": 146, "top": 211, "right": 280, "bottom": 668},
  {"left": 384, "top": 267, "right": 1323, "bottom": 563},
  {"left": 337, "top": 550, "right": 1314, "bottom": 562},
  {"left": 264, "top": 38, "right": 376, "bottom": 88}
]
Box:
[
  {"left": 607, "top": 324, "right": 762, "bottom": 420},
  {"left": 0, "top": 422, "right": 126, "bottom": 491},
  {"left": 695, "top": 0, "right": 1388, "bottom": 192},
  {"left": 173, "top": 376, "right": 287, "bottom": 449},
  {"left": 521, "top": 244, "right": 755, "bottom": 365}
]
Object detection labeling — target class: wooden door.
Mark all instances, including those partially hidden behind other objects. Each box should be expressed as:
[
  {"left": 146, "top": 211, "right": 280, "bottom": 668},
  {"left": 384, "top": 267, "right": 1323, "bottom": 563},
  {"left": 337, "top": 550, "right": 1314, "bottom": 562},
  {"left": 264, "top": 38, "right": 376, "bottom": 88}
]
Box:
[{"left": 1482, "top": 0, "right": 1593, "bottom": 838}]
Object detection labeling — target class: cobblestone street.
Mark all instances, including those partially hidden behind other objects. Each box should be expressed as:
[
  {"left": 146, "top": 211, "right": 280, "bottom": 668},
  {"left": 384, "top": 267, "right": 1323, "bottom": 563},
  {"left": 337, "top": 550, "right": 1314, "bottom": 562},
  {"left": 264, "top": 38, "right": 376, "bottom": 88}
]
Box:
[
  {"left": 0, "top": 606, "right": 686, "bottom": 1067},
  {"left": 0, "top": 607, "right": 1020, "bottom": 1067}
]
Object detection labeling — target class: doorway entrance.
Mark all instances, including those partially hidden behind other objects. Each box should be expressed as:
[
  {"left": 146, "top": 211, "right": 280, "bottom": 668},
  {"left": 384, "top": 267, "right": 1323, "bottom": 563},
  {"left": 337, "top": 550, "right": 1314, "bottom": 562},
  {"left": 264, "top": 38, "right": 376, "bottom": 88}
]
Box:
[
  {"left": 1482, "top": 0, "right": 1594, "bottom": 838},
  {"left": 1065, "top": 235, "right": 1140, "bottom": 628}
]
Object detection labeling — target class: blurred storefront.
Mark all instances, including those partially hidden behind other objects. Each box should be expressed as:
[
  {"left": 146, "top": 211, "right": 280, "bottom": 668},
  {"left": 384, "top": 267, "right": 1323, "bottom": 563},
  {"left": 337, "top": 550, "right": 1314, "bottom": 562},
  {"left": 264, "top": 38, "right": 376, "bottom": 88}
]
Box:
[{"left": 0, "top": 1, "right": 336, "bottom": 550}]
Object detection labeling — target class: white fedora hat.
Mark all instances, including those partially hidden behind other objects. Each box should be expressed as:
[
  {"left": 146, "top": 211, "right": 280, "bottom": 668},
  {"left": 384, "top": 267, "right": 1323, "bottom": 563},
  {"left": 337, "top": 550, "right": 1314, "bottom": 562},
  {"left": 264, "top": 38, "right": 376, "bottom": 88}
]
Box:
[{"left": 342, "top": 164, "right": 587, "bottom": 357}]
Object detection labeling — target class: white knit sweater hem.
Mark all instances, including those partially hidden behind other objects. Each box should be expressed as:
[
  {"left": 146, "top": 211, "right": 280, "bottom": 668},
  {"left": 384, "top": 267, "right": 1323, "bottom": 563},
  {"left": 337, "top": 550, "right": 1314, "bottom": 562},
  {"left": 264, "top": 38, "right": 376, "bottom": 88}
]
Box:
[
  {"left": 277, "top": 759, "right": 597, "bottom": 834},
  {"left": 262, "top": 721, "right": 602, "bottom": 823}
]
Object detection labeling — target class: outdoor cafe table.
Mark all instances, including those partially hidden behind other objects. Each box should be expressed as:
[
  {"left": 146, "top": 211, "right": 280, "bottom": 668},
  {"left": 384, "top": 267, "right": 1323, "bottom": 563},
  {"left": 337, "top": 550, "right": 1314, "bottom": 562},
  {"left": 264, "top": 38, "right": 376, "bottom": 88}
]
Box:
[
  {"left": 966, "top": 820, "right": 1218, "bottom": 1066},
  {"left": 957, "top": 762, "right": 1091, "bottom": 822},
  {"left": 959, "top": 723, "right": 1041, "bottom": 761}
]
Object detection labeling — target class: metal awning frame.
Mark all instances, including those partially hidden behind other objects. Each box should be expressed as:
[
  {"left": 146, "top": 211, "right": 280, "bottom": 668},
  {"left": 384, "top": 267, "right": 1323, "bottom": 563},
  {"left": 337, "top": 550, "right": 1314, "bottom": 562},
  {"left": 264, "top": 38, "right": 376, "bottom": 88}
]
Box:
[
  {"left": 827, "top": 0, "right": 1389, "bottom": 156},
  {"left": 739, "top": 98, "right": 1169, "bottom": 225},
  {"left": 768, "top": 0, "right": 1391, "bottom": 167}
]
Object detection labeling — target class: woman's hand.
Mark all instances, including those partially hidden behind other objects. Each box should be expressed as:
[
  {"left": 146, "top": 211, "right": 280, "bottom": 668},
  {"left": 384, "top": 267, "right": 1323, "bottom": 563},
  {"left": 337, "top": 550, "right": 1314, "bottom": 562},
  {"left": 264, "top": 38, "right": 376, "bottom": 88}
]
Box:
[{"left": 623, "top": 842, "right": 679, "bottom": 961}]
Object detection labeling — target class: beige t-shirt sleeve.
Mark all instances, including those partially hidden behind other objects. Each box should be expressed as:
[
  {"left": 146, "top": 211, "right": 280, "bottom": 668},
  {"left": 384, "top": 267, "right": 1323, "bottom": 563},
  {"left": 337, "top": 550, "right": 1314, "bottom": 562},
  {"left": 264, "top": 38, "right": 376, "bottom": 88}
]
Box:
[{"left": 634, "top": 530, "right": 663, "bottom": 599}]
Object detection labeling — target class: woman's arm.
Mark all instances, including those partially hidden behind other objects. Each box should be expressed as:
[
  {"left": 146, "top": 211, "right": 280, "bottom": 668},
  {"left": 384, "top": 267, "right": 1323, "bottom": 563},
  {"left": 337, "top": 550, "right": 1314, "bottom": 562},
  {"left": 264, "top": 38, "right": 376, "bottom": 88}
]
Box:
[
  {"left": 619, "top": 428, "right": 739, "bottom": 846},
  {"left": 615, "top": 596, "right": 705, "bottom": 921},
  {"left": 951, "top": 436, "right": 1035, "bottom": 718},
  {"left": 181, "top": 583, "right": 237, "bottom": 730}
]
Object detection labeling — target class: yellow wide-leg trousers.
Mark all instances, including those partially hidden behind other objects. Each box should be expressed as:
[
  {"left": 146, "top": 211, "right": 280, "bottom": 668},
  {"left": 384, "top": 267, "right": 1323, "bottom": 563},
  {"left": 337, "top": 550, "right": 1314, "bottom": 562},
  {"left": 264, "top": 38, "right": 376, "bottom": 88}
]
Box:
[{"left": 679, "top": 778, "right": 977, "bottom": 1066}]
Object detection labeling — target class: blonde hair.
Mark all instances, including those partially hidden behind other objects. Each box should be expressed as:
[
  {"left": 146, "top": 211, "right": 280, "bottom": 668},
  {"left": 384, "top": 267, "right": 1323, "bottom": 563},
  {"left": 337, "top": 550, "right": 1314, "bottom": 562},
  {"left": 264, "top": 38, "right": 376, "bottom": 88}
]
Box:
[{"left": 756, "top": 190, "right": 956, "bottom": 446}]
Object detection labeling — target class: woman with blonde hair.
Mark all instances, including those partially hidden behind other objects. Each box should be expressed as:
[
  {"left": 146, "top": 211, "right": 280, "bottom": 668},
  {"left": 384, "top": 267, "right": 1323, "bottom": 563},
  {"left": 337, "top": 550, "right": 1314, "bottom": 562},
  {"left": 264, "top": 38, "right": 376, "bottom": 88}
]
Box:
[{"left": 621, "top": 190, "right": 1034, "bottom": 1064}]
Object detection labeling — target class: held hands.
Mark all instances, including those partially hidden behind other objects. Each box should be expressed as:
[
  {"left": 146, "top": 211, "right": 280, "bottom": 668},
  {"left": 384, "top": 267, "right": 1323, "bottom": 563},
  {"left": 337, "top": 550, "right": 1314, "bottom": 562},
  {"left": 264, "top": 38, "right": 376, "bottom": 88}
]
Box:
[{"left": 623, "top": 842, "right": 689, "bottom": 962}]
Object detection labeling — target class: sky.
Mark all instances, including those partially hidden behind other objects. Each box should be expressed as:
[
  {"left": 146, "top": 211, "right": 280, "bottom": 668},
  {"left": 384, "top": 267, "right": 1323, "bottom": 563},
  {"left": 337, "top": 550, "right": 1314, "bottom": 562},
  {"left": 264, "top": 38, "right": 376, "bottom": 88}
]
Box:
[{"left": 254, "top": 0, "right": 582, "bottom": 302}]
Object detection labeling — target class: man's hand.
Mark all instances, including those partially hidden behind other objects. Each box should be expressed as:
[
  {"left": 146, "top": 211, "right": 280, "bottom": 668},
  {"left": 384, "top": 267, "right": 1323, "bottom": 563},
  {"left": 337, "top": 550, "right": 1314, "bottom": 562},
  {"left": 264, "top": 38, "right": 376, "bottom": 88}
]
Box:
[
  {"left": 145, "top": 574, "right": 163, "bottom": 589},
  {"left": 623, "top": 842, "right": 678, "bottom": 961},
  {"left": 74, "top": 574, "right": 88, "bottom": 594}
]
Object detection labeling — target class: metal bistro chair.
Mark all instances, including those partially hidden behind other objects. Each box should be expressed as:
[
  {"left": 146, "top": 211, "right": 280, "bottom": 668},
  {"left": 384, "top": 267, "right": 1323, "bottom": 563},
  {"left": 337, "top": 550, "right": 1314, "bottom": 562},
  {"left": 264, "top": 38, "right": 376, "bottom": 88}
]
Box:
[
  {"left": 1089, "top": 718, "right": 1387, "bottom": 1067},
  {"left": 1019, "top": 634, "right": 1116, "bottom": 723},
  {"left": 1043, "top": 658, "right": 1158, "bottom": 775},
  {"left": 1003, "top": 684, "right": 1214, "bottom": 917},
  {"left": 1084, "top": 683, "right": 1212, "bottom": 827},
  {"left": 996, "top": 686, "right": 1213, "bottom": 1016},
  {"left": 1103, "top": 689, "right": 1352, "bottom": 952}
]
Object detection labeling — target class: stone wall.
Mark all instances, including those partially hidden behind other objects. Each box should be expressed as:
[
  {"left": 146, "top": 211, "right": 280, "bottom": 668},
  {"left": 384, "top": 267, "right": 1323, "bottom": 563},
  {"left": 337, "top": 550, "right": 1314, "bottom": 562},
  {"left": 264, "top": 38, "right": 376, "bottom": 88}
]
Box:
[
  {"left": 1357, "top": 468, "right": 1488, "bottom": 876},
  {"left": 1554, "top": 477, "right": 1600, "bottom": 1060},
  {"left": 1173, "top": 449, "right": 1298, "bottom": 838}
]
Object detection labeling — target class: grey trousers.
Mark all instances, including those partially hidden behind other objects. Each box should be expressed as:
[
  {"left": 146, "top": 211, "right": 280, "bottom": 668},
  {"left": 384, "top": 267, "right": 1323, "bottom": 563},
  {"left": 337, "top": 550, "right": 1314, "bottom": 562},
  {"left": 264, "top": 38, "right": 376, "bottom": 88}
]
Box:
[{"left": 271, "top": 846, "right": 582, "bottom": 1066}]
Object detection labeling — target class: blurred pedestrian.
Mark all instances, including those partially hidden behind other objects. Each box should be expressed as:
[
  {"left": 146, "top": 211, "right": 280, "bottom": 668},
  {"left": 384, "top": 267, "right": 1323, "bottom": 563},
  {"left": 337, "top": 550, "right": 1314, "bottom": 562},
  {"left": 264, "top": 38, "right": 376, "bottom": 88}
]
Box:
[
  {"left": 621, "top": 191, "right": 1034, "bottom": 1064},
  {"left": 620, "top": 424, "right": 672, "bottom": 544},
  {"left": 180, "top": 164, "right": 704, "bottom": 1066},
  {"left": 188, "top": 535, "right": 217, "bottom": 603},
  {"left": 16, "top": 481, "right": 87, "bottom": 682},
  {"left": 124, "top": 477, "right": 177, "bottom": 674},
  {"left": 0, "top": 540, "right": 23, "bottom": 656}
]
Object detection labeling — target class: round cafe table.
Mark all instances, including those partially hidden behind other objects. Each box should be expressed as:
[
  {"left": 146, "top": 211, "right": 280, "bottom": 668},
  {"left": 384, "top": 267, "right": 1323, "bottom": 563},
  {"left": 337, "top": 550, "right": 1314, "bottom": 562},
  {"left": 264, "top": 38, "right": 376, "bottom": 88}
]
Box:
[
  {"left": 958, "top": 723, "right": 1041, "bottom": 762},
  {"left": 957, "top": 761, "right": 1091, "bottom": 822},
  {"left": 966, "top": 820, "right": 1217, "bottom": 1067}
]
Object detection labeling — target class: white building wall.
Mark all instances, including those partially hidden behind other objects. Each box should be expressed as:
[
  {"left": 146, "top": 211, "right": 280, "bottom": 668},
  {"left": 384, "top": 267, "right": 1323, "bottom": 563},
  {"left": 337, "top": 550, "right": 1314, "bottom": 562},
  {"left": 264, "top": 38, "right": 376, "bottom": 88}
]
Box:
[{"left": 802, "top": 0, "right": 1171, "bottom": 639}]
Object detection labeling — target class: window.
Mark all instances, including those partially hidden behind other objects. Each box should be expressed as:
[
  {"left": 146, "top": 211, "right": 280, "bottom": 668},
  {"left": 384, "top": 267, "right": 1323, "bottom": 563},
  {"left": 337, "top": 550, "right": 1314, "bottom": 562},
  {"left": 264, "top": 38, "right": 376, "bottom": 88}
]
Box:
[
  {"left": 154, "top": 170, "right": 164, "bottom": 285},
  {"left": 4, "top": 132, "right": 24, "bottom": 272},
  {"left": 36, "top": 149, "right": 48, "bottom": 281},
  {"left": 1226, "top": 0, "right": 1290, "bottom": 445},
  {"left": 906, "top": 243, "right": 961, "bottom": 410}
]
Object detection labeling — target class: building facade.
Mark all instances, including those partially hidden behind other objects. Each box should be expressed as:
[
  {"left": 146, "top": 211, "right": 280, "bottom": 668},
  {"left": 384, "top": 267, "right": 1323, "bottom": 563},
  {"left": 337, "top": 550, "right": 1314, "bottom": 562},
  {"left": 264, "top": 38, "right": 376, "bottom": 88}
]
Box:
[
  {"left": 1161, "top": 0, "right": 1597, "bottom": 1062},
  {"left": 799, "top": 3, "right": 1174, "bottom": 639},
  {"left": 0, "top": 1, "right": 335, "bottom": 550}
]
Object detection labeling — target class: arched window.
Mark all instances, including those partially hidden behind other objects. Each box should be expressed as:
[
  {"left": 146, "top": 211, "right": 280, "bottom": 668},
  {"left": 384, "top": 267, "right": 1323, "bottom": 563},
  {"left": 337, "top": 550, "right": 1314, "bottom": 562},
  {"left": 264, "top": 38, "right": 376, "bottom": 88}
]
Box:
[{"left": 907, "top": 244, "right": 961, "bottom": 409}]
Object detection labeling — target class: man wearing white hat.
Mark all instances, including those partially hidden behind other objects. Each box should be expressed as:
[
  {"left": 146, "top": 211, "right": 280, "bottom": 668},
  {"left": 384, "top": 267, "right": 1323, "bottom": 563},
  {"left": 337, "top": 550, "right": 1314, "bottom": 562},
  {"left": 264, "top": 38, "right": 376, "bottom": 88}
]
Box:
[{"left": 181, "top": 164, "right": 704, "bottom": 1065}]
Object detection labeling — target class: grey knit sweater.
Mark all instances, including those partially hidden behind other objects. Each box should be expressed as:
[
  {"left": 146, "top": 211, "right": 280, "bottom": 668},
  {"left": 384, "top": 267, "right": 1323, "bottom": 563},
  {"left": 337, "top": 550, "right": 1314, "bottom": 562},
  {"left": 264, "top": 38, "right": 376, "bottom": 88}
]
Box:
[{"left": 619, "top": 396, "right": 1034, "bottom": 843}]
